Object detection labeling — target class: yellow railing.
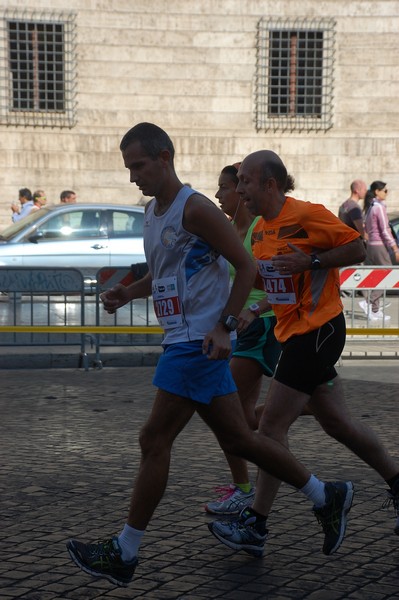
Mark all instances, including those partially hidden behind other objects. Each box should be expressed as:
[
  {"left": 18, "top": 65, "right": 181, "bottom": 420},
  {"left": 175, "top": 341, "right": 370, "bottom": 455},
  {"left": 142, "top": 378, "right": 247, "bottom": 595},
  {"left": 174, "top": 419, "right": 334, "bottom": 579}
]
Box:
[
  {"left": 0, "top": 325, "right": 397, "bottom": 336},
  {"left": 0, "top": 326, "right": 163, "bottom": 334},
  {"left": 346, "top": 328, "right": 399, "bottom": 336}
]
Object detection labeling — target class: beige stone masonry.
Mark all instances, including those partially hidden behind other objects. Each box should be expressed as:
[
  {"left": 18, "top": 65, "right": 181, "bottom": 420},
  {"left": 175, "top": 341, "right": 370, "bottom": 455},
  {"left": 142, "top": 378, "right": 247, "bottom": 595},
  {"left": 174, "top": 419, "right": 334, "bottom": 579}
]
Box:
[{"left": 0, "top": 0, "right": 398, "bottom": 228}]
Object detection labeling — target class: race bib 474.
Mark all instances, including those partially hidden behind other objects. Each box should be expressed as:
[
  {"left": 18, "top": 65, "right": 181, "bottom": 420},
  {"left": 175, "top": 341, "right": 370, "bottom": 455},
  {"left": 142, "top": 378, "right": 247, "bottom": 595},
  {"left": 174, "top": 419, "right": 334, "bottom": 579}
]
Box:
[{"left": 257, "top": 260, "right": 296, "bottom": 304}]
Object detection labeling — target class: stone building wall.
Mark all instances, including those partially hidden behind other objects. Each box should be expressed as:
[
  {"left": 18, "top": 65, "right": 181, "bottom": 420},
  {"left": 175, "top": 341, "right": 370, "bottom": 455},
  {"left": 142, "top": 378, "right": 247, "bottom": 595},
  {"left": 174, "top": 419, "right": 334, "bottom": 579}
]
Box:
[{"left": 0, "top": 0, "right": 398, "bottom": 229}]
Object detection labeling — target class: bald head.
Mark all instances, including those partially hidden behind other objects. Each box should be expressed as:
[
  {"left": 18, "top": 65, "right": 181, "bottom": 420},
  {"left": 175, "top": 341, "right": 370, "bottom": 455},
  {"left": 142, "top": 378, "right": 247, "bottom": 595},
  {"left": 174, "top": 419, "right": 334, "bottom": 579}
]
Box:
[
  {"left": 241, "top": 150, "right": 288, "bottom": 190},
  {"left": 237, "top": 150, "right": 289, "bottom": 219},
  {"left": 350, "top": 179, "right": 367, "bottom": 200}
]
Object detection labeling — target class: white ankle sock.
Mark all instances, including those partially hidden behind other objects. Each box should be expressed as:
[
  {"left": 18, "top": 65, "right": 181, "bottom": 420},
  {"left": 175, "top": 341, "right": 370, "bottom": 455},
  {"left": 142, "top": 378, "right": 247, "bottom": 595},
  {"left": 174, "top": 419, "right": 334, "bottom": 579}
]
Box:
[
  {"left": 300, "top": 474, "right": 326, "bottom": 507},
  {"left": 117, "top": 523, "right": 145, "bottom": 562}
]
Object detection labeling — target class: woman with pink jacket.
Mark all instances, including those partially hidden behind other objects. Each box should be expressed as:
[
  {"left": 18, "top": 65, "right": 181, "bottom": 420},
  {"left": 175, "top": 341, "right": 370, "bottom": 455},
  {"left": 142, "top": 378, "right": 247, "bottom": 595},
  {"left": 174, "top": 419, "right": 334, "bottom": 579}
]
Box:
[{"left": 360, "top": 181, "right": 399, "bottom": 319}]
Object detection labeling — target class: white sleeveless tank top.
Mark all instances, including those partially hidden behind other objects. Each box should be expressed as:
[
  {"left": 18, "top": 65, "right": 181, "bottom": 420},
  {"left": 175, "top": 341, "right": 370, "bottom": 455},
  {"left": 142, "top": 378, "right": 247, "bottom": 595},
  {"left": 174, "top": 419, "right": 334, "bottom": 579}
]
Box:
[{"left": 144, "top": 185, "right": 230, "bottom": 344}]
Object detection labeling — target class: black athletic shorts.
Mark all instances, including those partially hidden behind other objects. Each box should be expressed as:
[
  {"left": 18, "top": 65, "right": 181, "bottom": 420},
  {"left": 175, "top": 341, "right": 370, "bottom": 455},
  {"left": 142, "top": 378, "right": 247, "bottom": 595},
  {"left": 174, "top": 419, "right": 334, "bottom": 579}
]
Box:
[{"left": 274, "top": 312, "right": 346, "bottom": 395}]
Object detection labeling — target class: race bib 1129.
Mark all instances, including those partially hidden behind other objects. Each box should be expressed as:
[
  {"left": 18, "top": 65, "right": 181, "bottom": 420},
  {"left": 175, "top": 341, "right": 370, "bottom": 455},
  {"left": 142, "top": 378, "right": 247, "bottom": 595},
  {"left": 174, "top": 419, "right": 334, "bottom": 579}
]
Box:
[{"left": 152, "top": 276, "right": 182, "bottom": 328}]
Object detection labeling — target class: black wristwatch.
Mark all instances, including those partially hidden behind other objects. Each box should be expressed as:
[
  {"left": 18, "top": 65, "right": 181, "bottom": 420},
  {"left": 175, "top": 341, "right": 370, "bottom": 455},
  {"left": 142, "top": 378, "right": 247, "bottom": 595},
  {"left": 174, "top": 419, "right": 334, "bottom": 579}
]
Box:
[
  {"left": 310, "top": 253, "right": 322, "bottom": 270},
  {"left": 218, "top": 314, "right": 239, "bottom": 332}
]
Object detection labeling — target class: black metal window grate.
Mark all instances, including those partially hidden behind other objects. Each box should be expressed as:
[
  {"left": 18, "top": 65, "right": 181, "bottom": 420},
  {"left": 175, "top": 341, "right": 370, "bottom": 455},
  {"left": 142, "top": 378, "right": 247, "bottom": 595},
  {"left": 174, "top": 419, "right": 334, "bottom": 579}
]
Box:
[
  {"left": 256, "top": 17, "right": 335, "bottom": 133},
  {"left": 0, "top": 8, "right": 77, "bottom": 128}
]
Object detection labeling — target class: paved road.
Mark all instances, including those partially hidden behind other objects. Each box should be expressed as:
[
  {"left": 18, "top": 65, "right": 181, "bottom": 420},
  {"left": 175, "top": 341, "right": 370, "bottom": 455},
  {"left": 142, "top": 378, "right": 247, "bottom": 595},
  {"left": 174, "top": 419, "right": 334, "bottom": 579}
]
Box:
[{"left": 1, "top": 364, "right": 398, "bottom": 599}]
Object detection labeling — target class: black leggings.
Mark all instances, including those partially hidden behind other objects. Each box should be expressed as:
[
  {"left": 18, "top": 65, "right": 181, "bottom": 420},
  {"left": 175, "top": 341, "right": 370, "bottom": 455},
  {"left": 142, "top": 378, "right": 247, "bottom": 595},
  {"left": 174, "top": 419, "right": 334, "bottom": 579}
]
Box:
[{"left": 274, "top": 312, "right": 346, "bottom": 395}]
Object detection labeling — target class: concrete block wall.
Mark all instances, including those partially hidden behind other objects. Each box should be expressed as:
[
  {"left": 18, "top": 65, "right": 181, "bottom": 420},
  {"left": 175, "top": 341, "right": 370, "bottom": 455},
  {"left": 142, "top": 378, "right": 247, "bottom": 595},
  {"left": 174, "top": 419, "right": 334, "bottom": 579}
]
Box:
[{"left": 0, "top": 0, "right": 398, "bottom": 229}]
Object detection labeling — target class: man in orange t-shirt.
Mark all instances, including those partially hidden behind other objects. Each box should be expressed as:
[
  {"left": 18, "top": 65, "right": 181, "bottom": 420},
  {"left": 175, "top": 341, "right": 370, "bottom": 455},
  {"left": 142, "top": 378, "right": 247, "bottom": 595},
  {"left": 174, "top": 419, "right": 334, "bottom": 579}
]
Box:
[
  {"left": 252, "top": 197, "right": 359, "bottom": 342},
  {"left": 209, "top": 150, "right": 399, "bottom": 557}
]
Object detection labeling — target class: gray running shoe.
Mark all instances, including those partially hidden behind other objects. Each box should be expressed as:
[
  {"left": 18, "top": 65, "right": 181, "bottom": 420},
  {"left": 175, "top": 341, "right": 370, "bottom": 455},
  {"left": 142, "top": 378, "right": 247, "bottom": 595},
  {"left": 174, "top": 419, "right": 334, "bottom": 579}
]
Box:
[
  {"left": 205, "top": 484, "right": 255, "bottom": 515},
  {"left": 208, "top": 507, "right": 267, "bottom": 557},
  {"left": 313, "top": 481, "right": 354, "bottom": 555},
  {"left": 67, "top": 537, "right": 137, "bottom": 587}
]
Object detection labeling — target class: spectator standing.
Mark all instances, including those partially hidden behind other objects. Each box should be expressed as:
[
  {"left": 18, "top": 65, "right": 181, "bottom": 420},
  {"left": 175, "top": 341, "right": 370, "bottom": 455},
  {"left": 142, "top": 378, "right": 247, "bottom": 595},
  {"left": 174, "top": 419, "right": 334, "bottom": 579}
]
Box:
[
  {"left": 359, "top": 181, "right": 399, "bottom": 319},
  {"left": 338, "top": 179, "right": 367, "bottom": 239},
  {"left": 60, "top": 190, "right": 77, "bottom": 203},
  {"left": 11, "top": 188, "right": 33, "bottom": 222},
  {"left": 66, "top": 123, "right": 354, "bottom": 588},
  {"left": 30, "top": 189, "right": 47, "bottom": 213}
]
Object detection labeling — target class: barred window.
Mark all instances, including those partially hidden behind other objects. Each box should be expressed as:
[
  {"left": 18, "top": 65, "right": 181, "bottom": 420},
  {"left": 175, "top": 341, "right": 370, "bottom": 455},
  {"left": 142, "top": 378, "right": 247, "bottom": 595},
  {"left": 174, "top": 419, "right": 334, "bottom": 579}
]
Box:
[
  {"left": 0, "top": 9, "right": 77, "bottom": 128},
  {"left": 256, "top": 18, "right": 335, "bottom": 133}
]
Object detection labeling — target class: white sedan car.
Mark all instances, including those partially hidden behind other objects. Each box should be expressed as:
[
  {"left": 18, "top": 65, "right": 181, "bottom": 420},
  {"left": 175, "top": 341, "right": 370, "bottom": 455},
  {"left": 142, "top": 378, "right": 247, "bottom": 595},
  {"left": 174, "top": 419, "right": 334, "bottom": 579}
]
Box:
[{"left": 0, "top": 203, "right": 146, "bottom": 282}]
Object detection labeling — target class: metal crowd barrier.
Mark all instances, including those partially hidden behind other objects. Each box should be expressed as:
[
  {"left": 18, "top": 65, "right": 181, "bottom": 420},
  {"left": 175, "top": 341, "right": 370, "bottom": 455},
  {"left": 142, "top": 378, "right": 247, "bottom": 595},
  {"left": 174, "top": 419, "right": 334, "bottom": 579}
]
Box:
[
  {"left": 340, "top": 265, "right": 399, "bottom": 358},
  {"left": 0, "top": 267, "right": 90, "bottom": 369},
  {"left": 93, "top": 264, "right": 162, "bottom": 368},
  {"left": 0, "top": 265, "right": 398, "bottom": 370},
  {"left": 0, "top": 265, "right": 162, "bottom": 371}
]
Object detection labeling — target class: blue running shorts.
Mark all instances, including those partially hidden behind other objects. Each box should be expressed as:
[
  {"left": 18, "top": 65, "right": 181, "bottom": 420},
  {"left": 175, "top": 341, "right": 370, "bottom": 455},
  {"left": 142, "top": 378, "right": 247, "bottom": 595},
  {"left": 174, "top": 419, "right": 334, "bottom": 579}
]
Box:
[{"left": 153, "top": 340, "right": 237, "bottom": 405}]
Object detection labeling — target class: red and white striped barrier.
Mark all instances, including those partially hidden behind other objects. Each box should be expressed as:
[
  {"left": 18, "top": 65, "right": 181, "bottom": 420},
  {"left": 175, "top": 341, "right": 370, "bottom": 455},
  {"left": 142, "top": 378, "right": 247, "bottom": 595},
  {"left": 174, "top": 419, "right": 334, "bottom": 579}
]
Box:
[
  {"left": 97, "top": 263, "right": 149, "bottom": 292},
  {"left": 340, "top": 266, "right": 399, "bottom": 290},
  {"left": 97, "top": 267, "right": 133, "bottom": 291}
]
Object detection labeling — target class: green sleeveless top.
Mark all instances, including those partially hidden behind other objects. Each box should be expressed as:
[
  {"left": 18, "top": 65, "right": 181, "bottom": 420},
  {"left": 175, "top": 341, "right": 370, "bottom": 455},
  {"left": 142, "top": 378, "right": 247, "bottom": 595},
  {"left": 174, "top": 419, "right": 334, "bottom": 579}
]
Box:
[{"left": 229, "top": 217, "right": 274, "bottom": 317}]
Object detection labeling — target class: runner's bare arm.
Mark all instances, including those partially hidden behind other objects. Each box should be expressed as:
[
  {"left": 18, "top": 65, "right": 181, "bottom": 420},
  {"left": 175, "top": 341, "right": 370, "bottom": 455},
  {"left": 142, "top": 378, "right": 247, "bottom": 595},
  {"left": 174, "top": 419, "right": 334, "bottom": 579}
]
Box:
[
  {"left": 184, "top": 194, "right": 256, "bottom": 319},
  {"left": 272, "top": 237, "right": 366, "bottom": 274},
  {"left": 184, "top": 194, "right": 256, "bottom": 359},
  {"left": 101, "top": 271, "right": 153, "bottom": 314}
]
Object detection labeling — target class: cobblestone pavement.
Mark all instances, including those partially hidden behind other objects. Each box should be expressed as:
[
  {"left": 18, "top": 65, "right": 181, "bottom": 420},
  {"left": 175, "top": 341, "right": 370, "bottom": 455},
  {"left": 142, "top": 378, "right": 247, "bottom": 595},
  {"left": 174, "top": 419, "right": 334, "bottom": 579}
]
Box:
[{"left": 1, "top": 366, "right": 398, "bottom": 599}]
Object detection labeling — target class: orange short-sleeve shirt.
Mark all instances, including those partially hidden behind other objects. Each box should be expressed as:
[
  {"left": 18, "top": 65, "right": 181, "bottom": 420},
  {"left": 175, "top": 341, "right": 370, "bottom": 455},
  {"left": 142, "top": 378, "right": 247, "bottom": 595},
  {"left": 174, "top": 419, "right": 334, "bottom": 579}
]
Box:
[{"left": 251, "top": 197, "right": 359, "bottom": 342}]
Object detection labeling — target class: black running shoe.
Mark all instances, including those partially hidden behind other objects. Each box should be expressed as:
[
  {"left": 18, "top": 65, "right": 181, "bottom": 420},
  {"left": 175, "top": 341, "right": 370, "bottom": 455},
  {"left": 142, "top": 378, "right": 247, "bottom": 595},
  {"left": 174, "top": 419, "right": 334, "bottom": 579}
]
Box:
[
  {"left": 383, "top": 480, "right": 399, "bottom": 535},
  {"left": 67, "top": 537, "right": 137, "bottom": 587},
  {"left": 313, "top": 481, "right": 354, "bottom": 555}
]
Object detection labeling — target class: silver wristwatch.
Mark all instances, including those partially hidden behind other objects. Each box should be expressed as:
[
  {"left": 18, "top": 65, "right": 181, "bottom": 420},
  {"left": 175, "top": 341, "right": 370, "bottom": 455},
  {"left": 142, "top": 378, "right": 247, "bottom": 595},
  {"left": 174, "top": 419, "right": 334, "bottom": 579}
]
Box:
[
  {"left": 218, "top": 314, "right": 239, "bottom": 332},
  {"left": 248, "top": 303, "right": 261, "bottom": 318}
]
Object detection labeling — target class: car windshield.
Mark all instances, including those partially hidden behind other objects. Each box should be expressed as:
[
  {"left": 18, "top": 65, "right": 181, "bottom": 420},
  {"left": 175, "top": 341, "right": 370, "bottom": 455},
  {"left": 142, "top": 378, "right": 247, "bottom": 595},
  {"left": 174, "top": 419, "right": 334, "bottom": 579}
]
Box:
[{"left": 0, "top": 208, "right": 51, "bottom": 241}]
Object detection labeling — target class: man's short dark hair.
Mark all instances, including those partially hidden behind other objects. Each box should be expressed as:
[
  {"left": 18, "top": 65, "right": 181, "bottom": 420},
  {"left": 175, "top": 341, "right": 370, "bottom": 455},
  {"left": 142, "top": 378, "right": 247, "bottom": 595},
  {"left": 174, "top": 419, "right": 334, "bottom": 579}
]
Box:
[
  {"left": 60, "top": 190, "right": 75, "bottom": 202},
  {"left": 120, "top": 122, "right": 175, "bottom": 161},
  {"left": 19, "top": 188, "right": 32, "bottom": 201}
]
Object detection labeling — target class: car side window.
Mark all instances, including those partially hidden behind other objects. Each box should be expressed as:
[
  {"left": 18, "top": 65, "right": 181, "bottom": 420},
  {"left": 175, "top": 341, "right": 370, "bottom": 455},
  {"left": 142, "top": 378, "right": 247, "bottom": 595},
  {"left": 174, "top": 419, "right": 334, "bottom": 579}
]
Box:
[
  {"left": 38, "top": 210, "right": 105, "bottom": 240},
  {"left": 109, "top": 210, "right": 144, "bottom": 238},
  {"left": 79, "top": 210, "right": 104, "bottom": 238}
]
